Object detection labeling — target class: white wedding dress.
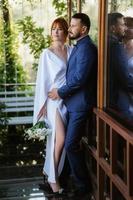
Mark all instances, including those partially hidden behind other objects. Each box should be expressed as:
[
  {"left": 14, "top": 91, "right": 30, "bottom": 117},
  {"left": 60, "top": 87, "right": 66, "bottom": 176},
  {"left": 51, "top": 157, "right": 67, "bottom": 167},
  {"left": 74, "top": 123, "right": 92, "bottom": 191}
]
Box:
[{"left": 33, "top": 46, "right": 72, "bottom": 183}]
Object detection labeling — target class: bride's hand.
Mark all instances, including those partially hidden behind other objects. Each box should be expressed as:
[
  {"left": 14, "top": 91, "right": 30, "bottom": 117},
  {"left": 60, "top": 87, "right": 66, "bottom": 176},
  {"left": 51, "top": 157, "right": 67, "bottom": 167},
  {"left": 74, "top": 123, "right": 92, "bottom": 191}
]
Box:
[
  {"left": 37, "top": 105, "right": 47, "bottom": 121},
  {"left": 48, "top": 88, "right": 60, "bottom": 100}
]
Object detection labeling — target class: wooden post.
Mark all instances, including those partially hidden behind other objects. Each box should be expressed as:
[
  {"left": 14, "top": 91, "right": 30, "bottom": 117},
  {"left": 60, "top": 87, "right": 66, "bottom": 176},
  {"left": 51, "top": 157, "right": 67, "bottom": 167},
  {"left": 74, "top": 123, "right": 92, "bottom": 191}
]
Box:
[
  {"left": 97, "top": 0, "right": 108, "bottom": 109},
  {"left": 127, "top": 143, "right": 133, "bottom": 196},
  {"left": 111, "top": 129, "right": 117, "bottom": 174},
  {"left": 77, "top": 0, "right": 81, "bottom": 12},
  {"left": 67, "top": 0, "right": 72, "bottom": 25},
  {"left": 97, "top": 165, "right": 104, "bottom": 200}
]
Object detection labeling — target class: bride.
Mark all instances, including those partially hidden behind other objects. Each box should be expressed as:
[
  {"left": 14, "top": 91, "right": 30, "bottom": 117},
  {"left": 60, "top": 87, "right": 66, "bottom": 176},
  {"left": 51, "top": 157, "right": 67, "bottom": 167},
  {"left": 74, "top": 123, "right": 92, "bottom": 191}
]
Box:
[{"left": 33, "top": 17, "right": 72, "bottom": 196}]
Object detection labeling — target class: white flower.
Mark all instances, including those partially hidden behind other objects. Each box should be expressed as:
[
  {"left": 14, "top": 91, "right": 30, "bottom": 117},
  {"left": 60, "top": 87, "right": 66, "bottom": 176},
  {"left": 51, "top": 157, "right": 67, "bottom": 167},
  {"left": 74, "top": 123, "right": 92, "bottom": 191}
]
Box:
[{"left": 24, "top": 121, "right": 52, "bottom": 141}]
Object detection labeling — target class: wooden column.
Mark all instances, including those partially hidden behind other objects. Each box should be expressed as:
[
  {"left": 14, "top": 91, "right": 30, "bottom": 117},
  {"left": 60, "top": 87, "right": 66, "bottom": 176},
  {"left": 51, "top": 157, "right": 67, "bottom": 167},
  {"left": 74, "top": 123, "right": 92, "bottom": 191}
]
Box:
[
  {"left": 77, "top": 0, "right": 82, "bottom": 12},
  {"left": 97, "top": 0, "right": 108, "bottom": 109},
  {"left": 110, "top": 129, "right": 117, "bottom": 174},
  {"left": 97, "top": 165, "right": 104, "bottom": 200},
  {"left": 97, "top": 117, "right": 104, "bottom": 157},
  {"left": 127, "top": 143, "right": 133, "bottom": 196},
  {"left": 67, "top": 0, "right": 72, "bottom": 25}
]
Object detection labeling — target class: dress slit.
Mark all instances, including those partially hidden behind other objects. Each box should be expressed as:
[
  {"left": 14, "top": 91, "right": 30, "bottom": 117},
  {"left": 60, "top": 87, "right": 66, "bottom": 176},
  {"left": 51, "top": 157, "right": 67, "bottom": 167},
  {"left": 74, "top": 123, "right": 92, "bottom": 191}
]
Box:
[
  {"left": 52, "top": 109, "right": 65, "bottom": 181},
  {"left": 43, "top": 100, "right": 66, "bottom": 183}
]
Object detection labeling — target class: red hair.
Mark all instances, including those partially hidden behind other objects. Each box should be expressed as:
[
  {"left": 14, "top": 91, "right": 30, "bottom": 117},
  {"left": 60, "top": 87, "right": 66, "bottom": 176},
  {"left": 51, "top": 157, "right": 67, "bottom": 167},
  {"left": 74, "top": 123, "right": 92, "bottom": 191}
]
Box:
[{"left": 51, "top": 17, "right": 68, "bottom": 37}]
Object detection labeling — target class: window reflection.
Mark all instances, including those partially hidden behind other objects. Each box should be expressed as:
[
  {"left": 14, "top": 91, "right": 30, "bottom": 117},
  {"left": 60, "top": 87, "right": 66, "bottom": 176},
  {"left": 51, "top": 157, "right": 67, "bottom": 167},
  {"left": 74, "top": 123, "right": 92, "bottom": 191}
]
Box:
[
  {"left": 107, "top": 11, "right": 133, "bottom": 125},
  {"left": 124, "top": 17, "right": 133, "bottom": 116}
]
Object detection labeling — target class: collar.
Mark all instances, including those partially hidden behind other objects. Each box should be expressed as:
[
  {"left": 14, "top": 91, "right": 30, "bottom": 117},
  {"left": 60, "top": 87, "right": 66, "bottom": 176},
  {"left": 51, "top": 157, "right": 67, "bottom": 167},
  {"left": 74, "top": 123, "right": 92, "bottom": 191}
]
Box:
[{"left": 75, "top": 35, "right": 89, "bottom": 46}]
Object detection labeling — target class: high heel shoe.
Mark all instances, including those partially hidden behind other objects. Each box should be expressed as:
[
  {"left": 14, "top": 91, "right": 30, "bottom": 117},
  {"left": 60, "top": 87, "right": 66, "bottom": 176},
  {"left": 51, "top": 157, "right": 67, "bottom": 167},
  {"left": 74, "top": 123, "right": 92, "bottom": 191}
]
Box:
[
  {"left": 38, "top": 182, "right": 52, "bottom": 193},
  {"left": 44, "top": 188, "right": 67, "bottom": 198}
]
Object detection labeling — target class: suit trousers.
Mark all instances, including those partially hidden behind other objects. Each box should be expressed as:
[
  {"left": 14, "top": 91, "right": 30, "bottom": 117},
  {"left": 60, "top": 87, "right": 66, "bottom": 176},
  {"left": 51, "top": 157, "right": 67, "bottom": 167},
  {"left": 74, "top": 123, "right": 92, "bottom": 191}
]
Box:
[{"left": 65, "top": 111, "right": 92, "bottom": 192}]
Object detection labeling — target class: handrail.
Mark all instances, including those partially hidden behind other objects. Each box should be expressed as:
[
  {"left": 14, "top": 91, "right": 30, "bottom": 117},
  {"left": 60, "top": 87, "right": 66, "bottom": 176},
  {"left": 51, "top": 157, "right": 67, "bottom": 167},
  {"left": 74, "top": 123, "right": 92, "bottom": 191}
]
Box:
[
  {"left": 88, "top": 108, "right": 133, "bottom": 199},
  {"left": 0, "top": 89, "right": 34, "bottom": 125},
  {"left": 0, "top": 83, "right": 35, "bottom": 86},
  {"left": 94, "top": 108, "right": 133, "bottom": 143}
]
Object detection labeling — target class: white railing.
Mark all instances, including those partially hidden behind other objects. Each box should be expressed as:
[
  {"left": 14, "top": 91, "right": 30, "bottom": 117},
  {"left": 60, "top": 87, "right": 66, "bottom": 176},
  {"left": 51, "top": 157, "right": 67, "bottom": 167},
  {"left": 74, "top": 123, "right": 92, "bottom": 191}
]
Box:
[{"left": 0, "top": 83, "right": 35, "bottom": 125}]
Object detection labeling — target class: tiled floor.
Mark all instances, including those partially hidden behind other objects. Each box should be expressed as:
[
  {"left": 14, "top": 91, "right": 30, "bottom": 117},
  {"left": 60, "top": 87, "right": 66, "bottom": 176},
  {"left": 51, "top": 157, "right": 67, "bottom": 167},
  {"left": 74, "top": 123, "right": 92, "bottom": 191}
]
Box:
[
  {"left": 0, "top": 177, "right": 94, "bottom": 200},
  {"left": 0, "top": 178, "right": 47, "bottom": 200},
  {"left": 0, "top": 178, "right": 71, "bottom": 200}
]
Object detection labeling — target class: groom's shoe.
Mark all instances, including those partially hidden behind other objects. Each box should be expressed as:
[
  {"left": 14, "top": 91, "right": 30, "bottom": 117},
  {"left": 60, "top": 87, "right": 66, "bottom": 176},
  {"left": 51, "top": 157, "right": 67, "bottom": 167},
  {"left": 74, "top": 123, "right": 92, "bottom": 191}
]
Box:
[
  {"left": 44, "top": 188, "right": 67, "bottom": 198},
  {"left": 68, "top": 187, "right": 92, "bottom": 199}
]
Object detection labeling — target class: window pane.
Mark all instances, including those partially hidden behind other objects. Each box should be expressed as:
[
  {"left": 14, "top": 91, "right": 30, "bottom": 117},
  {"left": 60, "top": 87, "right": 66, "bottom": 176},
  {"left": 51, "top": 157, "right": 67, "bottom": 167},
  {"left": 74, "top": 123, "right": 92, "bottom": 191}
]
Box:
[{"left": 107, "top": 0, "right": 133, "bottom": 128}]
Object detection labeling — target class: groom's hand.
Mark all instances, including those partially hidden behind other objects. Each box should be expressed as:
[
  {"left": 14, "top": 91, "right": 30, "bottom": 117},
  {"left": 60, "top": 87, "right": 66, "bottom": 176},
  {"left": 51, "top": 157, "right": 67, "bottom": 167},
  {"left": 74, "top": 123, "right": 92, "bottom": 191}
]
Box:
[{"left": 48, "top": 88, "right": 60, "bottom": 100}]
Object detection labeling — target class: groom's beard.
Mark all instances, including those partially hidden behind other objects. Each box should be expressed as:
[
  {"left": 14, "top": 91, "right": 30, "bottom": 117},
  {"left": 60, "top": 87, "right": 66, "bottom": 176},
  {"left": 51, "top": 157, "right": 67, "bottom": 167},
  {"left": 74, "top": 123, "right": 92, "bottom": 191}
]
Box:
[{"left": 68, "top": 32, "right": 82, "bottom": 40}]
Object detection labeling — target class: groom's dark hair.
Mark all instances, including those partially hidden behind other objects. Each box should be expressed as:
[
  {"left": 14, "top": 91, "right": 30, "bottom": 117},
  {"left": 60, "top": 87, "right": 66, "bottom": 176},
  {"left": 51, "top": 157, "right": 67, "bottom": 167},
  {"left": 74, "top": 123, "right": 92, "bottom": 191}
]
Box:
[{"left": 72, "top": 13, "right": 91, "bottom": 31}]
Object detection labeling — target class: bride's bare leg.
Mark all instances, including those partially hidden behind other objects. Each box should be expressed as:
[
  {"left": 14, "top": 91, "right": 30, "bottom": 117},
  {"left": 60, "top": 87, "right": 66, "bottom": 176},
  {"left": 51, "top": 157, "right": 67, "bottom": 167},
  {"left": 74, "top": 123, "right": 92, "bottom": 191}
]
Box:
[
  {"left": 55, "top": 110, "right": 65, "bottom": 169},
  {"left": 49, "top": 110, "right": 65, "bottom": 192}
]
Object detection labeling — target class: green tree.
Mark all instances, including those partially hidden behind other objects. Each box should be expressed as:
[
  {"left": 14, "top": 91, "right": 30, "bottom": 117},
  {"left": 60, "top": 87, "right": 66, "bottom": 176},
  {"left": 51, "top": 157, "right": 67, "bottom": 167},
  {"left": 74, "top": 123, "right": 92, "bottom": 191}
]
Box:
[
  {"left": 0, "top": 0, "right": 26, "bottom": 91},
  {"left": 52, "top": 0, "right": 68, "bottom": 18},
  {"left": 52, "top": 0, "right": 83, "bottom": 19},
  {"left": 17, "top": 16, "right": 50, "bottom": 70}
]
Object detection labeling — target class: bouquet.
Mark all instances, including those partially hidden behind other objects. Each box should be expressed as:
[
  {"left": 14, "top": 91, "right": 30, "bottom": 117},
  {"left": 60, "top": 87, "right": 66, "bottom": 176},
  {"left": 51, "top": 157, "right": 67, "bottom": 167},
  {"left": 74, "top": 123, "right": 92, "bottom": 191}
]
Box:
[{"left": 24, "top": 120, "right": 52, "bottom": 141}]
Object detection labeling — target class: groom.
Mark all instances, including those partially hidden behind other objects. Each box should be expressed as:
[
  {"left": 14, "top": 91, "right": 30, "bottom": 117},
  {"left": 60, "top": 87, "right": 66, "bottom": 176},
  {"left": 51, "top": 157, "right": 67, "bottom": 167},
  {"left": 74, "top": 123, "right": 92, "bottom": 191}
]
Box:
[{"left": 49, "top": 13, "right": 97, "bottom": 197}]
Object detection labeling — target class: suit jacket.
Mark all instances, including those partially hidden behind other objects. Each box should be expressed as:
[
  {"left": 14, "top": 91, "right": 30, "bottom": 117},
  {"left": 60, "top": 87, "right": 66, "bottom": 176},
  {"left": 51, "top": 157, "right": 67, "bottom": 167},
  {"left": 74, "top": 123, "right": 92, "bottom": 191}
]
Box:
[
  {"left": 58, "top": 35, "right": 98, "bottom": 112},
  {"left": 108, "top": 34, "right": 133, "bottom": 118}
]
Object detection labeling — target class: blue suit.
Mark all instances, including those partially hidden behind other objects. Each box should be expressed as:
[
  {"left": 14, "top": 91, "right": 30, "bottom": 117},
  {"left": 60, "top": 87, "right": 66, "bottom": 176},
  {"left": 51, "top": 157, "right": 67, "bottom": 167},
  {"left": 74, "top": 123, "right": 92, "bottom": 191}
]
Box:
[
  {"left": 58, "top": 35, "right": 97, "bottom": 191},
  {"left": 58, "top": 35, "right": 97, "bottom": 111}
]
